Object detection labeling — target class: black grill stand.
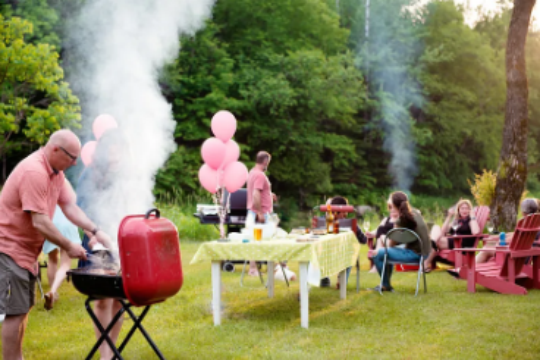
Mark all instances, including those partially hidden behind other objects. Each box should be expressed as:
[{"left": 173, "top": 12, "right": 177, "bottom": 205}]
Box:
[{"left": 84, "top": 297, "right": 165, "bottom": 360}]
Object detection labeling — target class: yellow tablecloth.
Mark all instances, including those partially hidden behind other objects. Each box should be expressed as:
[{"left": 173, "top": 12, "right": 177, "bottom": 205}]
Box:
[{"left": 190, "top": 231, "right": 360, "bottom": 279}]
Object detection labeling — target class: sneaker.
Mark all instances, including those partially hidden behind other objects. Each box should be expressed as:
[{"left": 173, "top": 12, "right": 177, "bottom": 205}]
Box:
[{"left": 367, "top": 285, "right": 394, "bottom": 293}]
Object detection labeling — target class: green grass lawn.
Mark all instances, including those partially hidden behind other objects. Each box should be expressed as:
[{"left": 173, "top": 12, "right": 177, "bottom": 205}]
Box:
[{"left": 5, "top": 242, "right": 539, "bottom": 360}]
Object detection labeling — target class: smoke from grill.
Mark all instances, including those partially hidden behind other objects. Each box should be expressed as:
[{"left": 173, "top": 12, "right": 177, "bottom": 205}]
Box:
[{"left": 64, "top": 0, "right": 214, "bottom": 245}]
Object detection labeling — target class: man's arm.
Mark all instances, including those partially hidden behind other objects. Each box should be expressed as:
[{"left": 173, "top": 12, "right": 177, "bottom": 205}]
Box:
[
  {"left": 59, "top": 201, "right": 113, "bottom": 248},
  {"left": 31, "top": 213, "right": 86, "bottom": 260},
  {"left": 252, "top": 189, "right": 264, "bottom": 222}
]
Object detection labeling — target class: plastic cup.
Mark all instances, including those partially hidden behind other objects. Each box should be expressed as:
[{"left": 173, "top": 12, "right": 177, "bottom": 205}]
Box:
[{"left": 254, "top": 227, "right": 263, "bottom": 241}]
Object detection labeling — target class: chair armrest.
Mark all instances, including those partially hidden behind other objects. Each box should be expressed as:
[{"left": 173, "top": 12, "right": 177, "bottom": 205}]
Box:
[
  {"left": 453, "top": 247, "right": 501, "bottom": 252},
  {"left": 447, "top": 234, "right": 490, "bottom": 239}
]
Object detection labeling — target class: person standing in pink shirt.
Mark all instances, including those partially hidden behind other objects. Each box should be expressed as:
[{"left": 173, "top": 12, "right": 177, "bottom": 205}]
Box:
[
  {"left": 246, "top": 151, "right": 277, "bottom": 275},
  {"left": 0, "top": 129, "right": 112, "bottom": 360}
]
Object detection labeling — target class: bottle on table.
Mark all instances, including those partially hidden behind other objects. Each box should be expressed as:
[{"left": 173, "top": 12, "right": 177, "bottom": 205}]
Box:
[
  {"left": 333, "top": 216, "right": 340, "bottom": 234},
  {"left": 326, "top": 204, "right": 334, "bottom": 234}
]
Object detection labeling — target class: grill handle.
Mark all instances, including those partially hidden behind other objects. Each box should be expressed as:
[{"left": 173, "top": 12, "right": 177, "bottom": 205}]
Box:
[{"left": 145, "top": 208, "right": 161, "bottom": 219}]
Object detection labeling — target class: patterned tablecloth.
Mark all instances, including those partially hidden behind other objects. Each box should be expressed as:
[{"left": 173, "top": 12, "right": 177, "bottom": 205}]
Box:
[{"left": 190, "top": 231, "right": 360, "bottom": 282}]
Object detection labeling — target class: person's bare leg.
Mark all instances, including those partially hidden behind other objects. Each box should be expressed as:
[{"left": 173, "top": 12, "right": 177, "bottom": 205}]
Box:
[
  {"left": 424, "top": 226, "right": 444, "bottom": 270},
  {"left": 248, "top": 260, "right": 258, "bottom": 276},
  {"left": 107, "top": 301, "right": 124, "bottom": 349},
  {"left": 476, "top": 249, "right": 495, "bottom": 264},
  {"left": 46, "top": 249, "right": 59, "bottom": 288},
  {"left": 94, "top": 299, "right": 115, "bottom": 360},
  {"left": 2, "top": 313, "right": 29, "bottom": 360},
  {"left": 49, "top": 249, "right": 71, "bottom": 299}
]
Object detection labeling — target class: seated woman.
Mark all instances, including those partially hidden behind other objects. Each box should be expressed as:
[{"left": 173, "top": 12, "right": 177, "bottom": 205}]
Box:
[
  {"left": 423, "top": 199, "right": 480, "bottom": 271},
  {"left": 476, "top": 198, "right": 539, "bottom": 264},
  {"left": 366, "top": 200, "right": 400, "bottom": 272},
  {"left": 369, "top": 191, "right": 430, "bottom": 292}
]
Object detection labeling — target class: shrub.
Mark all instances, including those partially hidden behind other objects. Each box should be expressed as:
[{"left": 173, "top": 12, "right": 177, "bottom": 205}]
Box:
[{"left": 469, "top": 170, "right": 497, "bottom": 206}]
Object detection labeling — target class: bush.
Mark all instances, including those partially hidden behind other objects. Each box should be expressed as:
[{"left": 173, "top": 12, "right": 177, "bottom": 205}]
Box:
[{"left": 469, "top": 170, "right": 497, "bottom": 206}]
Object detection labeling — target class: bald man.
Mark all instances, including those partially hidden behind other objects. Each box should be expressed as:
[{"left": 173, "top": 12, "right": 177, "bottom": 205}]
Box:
[{"left": 0, "top": 129, "right": 112, "bottom": 360}]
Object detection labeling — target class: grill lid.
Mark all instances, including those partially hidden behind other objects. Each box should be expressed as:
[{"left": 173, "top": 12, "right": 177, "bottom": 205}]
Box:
[{"left": 118, "top": 208, "right": 183, "bottom": 306}]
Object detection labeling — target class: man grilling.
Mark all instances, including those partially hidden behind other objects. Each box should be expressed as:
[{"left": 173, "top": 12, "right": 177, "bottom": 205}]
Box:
[{"left": 0, "top": 129, "right": 112, "bottom": 360}]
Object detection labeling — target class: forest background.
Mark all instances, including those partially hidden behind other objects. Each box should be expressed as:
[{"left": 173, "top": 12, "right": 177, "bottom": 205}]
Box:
[{"left": 0, "top": 0, "right": 539, "bottom": 229}]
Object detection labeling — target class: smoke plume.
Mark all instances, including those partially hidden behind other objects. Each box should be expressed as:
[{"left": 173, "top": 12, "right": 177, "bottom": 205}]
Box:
[
  {"left": 357, "top": 0, "right": 424, "bottom": 192},
  {"left": 64, "top": 0, "right": 214, "bottom": 243}
]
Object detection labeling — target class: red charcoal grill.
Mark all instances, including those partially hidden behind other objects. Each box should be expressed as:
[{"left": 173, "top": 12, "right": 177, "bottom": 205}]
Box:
[{"left": 67, "top": 208, "right": 183, "bottom": 360}]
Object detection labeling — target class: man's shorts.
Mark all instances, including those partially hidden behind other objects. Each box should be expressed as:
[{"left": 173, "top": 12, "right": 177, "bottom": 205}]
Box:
[{"left": 0, "top": 253, "right": 36, "bottom": 315}]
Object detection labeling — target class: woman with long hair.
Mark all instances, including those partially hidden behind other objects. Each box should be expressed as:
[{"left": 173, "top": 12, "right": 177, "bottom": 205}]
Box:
[
  {"left": 423, "top": 199, "right": 480, "bottom": 271},
  {"left": 370, "top": 191, "right": 430, "bottom": 292}
]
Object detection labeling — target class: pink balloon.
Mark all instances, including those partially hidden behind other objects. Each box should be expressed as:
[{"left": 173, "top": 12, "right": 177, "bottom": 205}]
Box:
[
  {"left": 201, "top": 137, "right": 227, "bottom": 170},
  {"left": 223, "top": 161, "right": 248, "bottom": 193},
  {"left": 93, "top": 114, "right": 118, "bottom": 140},
  {"left": 220, "top": 140, "right": 240, "bottom": 170},
  {"left": 211, "top": 111, "right": 237, "bottom": 143},
  {"left": 198, "top": 164, "right": 220, "bottom": 194},
  {"left": 81, "top": 141, "right": 97, "bottom": 166}
]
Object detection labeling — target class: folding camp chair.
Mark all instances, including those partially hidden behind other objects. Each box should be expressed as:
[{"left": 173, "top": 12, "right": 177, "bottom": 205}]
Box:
[{"left": 379, "top": 228, "right": 428, "bottom": 296}]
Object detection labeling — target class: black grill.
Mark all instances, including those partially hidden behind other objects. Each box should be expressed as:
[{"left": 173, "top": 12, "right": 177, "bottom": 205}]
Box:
[{"left": 193, "top": 189, "right": 247, "bottom": 232}]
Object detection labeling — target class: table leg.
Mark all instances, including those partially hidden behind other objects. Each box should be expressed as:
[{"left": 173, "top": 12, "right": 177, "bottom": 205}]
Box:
[
  {"left": 339, "top": 269, "right": 347, "bottom": 300},
  {"left": 267, "top": 261, "right": 275, "bottom": 298},
  {"left": 299, "top": 261, "right": 309, "bottom": 329},
  {"left": 211, "top": 261, "right": 222, "bottom": 326}
]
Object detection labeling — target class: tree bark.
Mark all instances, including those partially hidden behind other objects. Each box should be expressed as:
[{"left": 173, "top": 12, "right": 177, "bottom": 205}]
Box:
[{"left": 490, "top": 0, "right": 536, "bottom": 231}]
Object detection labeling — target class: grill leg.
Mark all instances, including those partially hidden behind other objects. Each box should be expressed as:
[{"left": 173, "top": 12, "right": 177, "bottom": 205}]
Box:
[
  {"left": 85, "top": 298, "right": 125, "bottom": 360},
  {"left": 117, "top": 301, "right": 165, "bottom": 360}
]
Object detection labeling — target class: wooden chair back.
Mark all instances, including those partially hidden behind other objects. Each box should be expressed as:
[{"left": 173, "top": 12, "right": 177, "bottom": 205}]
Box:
[{"left": 500, "top": 214, "right": 540, "bottom": 278}]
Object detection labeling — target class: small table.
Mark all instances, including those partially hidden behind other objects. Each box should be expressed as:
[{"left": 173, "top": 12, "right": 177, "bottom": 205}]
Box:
[{"left": 190, "top": 231, "right": 360, "bottom": 329}]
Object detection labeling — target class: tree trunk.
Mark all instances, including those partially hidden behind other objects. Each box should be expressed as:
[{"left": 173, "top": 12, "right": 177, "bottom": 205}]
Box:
[{"left": 490, "top": 0, "right": 536, "bottom": 232}]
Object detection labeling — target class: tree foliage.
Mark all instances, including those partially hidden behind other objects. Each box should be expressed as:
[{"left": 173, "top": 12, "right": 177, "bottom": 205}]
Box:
[
  {"left": 0, "top": 0, "right": 539, "bottom": 210},
  {"left": 0, "top": 14, "right": 80, "bottom": 180}
]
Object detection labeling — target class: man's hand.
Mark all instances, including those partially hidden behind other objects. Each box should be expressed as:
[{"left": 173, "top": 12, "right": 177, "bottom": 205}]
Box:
[
  {"left": 95, "top": 231, "right": 113, "bottom": 248},
  {"left": 67, "top": 243, "right": 87, "bottom": 260},
  {"left": 272, "top": 193, "right": 278, "bottom": 202},
  {"left": 256, "top": 212, "right": 266, "bottom": 223}
]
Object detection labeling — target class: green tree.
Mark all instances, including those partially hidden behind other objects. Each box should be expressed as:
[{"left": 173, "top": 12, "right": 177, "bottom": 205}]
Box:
[
  {"left": 1, "top": 0, "right": 61, "bottom": 48},
  {"left": 158, "top": 0, "right": 368, "bottom": 206},
  {"left": 0, "top": 15, "right": 80, "bottom": 180},
  {"left": 414, "top": 0, "right": 507, "bottom": 192}
]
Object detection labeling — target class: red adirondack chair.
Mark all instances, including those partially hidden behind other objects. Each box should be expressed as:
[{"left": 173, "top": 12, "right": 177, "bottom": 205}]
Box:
[
  {"left": 432, "top": 206, "right": 490, "bottom": 269},
  {"left": 454, "top": 214, "right": 540, "bottom": 295}
]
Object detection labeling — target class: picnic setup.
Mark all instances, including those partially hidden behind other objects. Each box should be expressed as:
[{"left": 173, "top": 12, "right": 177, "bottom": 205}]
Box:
[{"left": 0, "top": 0, "right": 539, "bottom": 359}]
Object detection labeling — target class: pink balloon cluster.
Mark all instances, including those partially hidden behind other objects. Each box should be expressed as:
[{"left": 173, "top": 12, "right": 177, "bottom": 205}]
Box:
[
  {"left": 198, "top": 111, "right": 248, "bottom": 193},
  {"left": 81, "top": 114, "right": 118, "bottom": 166}
]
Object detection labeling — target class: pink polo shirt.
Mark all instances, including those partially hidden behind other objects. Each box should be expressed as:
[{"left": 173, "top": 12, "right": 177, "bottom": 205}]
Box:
[
  {"left": 0, "top": 149, "right": 71, "bottom": 274},
  {"left": 246, "top": 168, "right": 273, "bottom": 214}
]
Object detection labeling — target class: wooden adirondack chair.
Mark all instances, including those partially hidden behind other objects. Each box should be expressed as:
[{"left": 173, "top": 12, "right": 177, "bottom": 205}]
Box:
[
  {"left": 432, "top": 206, "right": 490, "bottom": 269},
  {"left": 454, "top": 214, "right": 540, "bottom": 295}
]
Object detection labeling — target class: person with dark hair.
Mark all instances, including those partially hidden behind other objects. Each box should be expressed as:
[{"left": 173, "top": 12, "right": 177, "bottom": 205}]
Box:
[
  {"left": 369, "top": 191, "right": 430, "bottom": 292},
  {"left": 320, "top": 196, "right": 367, "bottom": 288},
  {"left": 245, "top": 151, "right": 278, "bottom": 276}
]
